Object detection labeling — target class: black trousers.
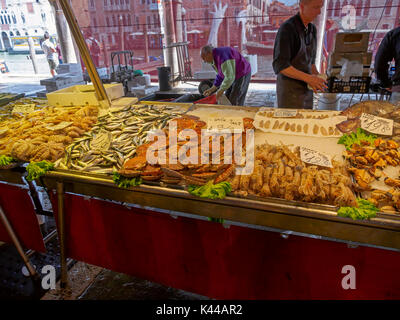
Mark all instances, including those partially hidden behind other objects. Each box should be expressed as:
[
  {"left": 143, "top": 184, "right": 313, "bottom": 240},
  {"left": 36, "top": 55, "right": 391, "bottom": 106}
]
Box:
[{"left": 225, "top": 72, "right": 251, "bottom": 106}]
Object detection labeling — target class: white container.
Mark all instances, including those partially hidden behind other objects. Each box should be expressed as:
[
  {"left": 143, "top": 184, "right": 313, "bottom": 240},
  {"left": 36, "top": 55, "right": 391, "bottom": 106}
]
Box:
[
  {"left": 47, "top": 83, "right": 124, "bottom": 107},
  {"left": 317, "top": 93, "right": 341, "bottom": 110}
]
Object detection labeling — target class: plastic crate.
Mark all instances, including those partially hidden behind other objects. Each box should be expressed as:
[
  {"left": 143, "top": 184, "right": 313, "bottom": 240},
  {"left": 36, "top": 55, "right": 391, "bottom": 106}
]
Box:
[{"left": 327, "top": 76, "right": 371, "bottom": 93}]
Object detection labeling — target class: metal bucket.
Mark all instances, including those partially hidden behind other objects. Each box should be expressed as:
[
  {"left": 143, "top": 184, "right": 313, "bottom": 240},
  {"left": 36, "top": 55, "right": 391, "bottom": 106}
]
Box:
[
  {"left": 157, "top": 66, "right": 172, "bottom": 91},
  {"left": 317, "top": 93, "right": 341, "bottom": 110}
]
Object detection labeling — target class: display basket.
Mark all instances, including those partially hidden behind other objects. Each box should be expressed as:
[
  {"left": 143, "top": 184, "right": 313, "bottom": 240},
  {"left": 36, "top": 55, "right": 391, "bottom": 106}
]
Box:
[{"left": 327, "top": 76, "right": 371, "bottom": 94}]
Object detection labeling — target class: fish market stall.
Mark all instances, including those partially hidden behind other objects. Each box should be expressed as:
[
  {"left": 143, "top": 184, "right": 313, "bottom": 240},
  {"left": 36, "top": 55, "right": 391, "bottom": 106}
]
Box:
[
  {"left": 19, "top": 99, "right": 398, "bottom": 299},
  {"left": 1, "top": 92, "right": 400, "bottom": 298}
]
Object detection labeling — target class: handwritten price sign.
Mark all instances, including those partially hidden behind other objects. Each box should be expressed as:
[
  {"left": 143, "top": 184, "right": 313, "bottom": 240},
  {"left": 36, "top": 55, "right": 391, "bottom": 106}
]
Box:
[
  {"left": 207, "top": 117, "right": 244, "bottom": 131},
  {"left": 12, "top": 104, "right": 35, "bottom": 114},
  {"left": 360, "top": 113, "right": 393, "bottom": 136},
  {"left": 273, "top": 109, "right": 298, "bottom": 118},
  {"left": 46, "top": 121, "right": 73, "bottom": 131},
  {"left": 300, "top": 147, "right": 333, "bottom": 168}
]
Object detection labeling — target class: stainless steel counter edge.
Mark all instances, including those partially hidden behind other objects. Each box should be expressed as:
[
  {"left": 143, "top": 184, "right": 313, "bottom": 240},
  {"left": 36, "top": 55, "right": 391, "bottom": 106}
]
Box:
[{"left": 42, "top": 169, "right": 400, "bottom": 232}]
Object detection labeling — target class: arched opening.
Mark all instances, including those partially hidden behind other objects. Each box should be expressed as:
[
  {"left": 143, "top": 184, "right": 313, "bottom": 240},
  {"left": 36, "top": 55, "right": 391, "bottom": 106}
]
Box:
[{"left": 2, "top": 32, "right": 11, "bottom": 50}]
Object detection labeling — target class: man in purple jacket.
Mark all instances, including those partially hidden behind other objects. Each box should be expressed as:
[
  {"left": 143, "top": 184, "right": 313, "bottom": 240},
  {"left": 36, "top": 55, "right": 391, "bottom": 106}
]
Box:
[{"left": 201, "top": 45, "right": 251, "bottom": 106}]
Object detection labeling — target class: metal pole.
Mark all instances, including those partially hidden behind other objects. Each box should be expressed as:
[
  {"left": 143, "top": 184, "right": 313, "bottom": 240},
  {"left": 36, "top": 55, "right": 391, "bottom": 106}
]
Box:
[
  {"left": 58, "top": 0, "right": 110, "bottom": 109},
  {"left": 27, "top": 36, "right": 38, "bottom": 74},
  {"left": 144, "top": 23, "right": 149, "bottom": 63},
  {"left": 56, "top": 181, "right": 68, "bottom": 288},
  {"left": 315, "top": 0, "right": 328, "bottom": 72},
  {"left": 0, "top": 205, "right": 39, "bottom": 279},
  {"left": 173, "top": 0, "right": 183, "bottom": 43},
  {"left": 162, "top": 0, "right": 178, "bottom": 86}
]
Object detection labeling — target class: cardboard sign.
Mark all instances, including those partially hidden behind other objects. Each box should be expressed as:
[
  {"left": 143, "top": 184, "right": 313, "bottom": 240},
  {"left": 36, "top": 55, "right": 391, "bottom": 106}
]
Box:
[
  {"left": 273, "top": 109, "right": 298, "bottom": 118},
  {"left": 12, "top": 104, "right": 35, "bottom": 114},
  {"left": 300, "top": 147, "right": 333, "bottom": 168},
  {"left": 91, "top": 129, "right": 112, "bottom": 151},
  {"left": 360, "top": 113, "right": 393, "bottom": 136},
  {"left": 46, "top": 122, "right": 72, "bottom": 131},
  {"left": 46, "top": 121, "right": 73, "bottom": 131},
  {"left": 207, "top": 117, "right": 244, "bottom": 131}
]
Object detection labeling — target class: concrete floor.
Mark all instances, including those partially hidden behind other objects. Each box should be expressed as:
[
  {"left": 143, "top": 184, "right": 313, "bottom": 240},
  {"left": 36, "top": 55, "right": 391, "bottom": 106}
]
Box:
[{"left": 41, "top": 261, "right": 208, "bottom": 300}]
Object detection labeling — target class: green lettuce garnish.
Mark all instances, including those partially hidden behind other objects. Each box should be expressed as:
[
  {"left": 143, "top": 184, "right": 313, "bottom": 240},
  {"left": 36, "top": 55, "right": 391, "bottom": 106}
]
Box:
[
  {"left": 338, "top": 128, "right": 377, "bottom": 150},
  {"left": 208, "top": 217, "right": 225, "bottom": 224},
  {"left": 188, "top": 180, "right": 232, "bottom": 200},
  {"left": 26, "top": 161, "right": 54, "bottom": 181},
  {"left": 0, "top": 155, "right": 16, "bottom": 166},
  {"left": 337, "top": 198, "right": 379, "bottom": 220},
  {"left": 113, "top": 172, "right": 142, "bottom": 189}
]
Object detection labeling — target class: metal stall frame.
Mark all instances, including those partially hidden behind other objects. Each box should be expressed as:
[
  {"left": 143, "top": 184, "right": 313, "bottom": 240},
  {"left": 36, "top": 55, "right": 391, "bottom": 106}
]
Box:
[{"left": 38, "top": 168, "right": 400, "bottom": 289}]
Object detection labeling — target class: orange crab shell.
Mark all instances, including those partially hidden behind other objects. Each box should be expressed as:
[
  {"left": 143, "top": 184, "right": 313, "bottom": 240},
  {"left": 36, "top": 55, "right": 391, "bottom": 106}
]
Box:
[
  {"left": 123, "top": 156, "right": 147, "bottom": 170},
  {"left": 141, "top": 165, "right": 162, "bottom": 176}
]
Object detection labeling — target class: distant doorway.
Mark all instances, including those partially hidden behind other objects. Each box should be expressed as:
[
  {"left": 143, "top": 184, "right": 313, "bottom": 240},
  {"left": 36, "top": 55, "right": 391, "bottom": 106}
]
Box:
[{"left": 1, "top": 32, "right": 11, "bottom": 50}]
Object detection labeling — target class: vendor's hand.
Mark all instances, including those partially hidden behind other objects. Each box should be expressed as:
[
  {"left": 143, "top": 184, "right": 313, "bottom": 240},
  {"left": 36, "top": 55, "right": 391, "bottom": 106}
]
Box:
[
  {"left": 216, "top": 90, "right": 223, "bottom": 101},
  {"left": 203, "top": 87, "right": 215, "bottom": 97},
  {"left": 307, "top": 75, "right": 328, "bottom": 93}
]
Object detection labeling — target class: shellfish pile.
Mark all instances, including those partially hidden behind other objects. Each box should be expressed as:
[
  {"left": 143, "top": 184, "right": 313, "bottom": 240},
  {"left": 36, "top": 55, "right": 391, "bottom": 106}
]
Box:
[
  {"left": 229, "top": 143, "right": 357, "bottom": 207},
  {"left": 0, "top": 105, "right": 98, "bottom": 162}
]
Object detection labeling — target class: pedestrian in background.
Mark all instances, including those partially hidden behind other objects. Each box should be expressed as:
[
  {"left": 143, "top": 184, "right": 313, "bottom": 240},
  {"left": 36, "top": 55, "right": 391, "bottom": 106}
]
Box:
[{"left": 41, "top": 32, "right": 58, "bottom": 77}]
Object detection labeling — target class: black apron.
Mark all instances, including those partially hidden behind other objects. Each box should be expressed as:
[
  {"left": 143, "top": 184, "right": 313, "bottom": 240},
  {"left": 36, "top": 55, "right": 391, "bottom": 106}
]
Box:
[{"left": 277, "top": 22, "right": 315, "bottom": 109}]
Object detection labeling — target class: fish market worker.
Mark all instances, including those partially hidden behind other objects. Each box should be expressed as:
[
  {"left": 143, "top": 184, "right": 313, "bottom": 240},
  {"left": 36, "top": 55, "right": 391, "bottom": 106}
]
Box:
[
  {"left": 201, "top": 45, "right": 251, "bottom": 106},
  {"left": 374, "top": 26, "right": 400, "bottom": 103},
  {"left": 272, "top": 0, "right": 327, "bottom": 109}
]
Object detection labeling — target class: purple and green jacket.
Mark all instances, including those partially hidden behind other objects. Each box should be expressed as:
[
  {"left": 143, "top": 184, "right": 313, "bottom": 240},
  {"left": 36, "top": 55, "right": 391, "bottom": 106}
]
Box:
[{"left": 212, "top": 47, "right": 251, "bottom": 92}]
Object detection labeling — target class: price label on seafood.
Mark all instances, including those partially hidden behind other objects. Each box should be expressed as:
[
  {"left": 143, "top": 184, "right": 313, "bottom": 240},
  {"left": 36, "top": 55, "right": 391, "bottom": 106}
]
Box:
[
  {"left": 360, "top": 113, "right": 393, "bottom": 136},
  {"left": 300, "top": 147, "right": 333, "bottom": 168},
  {"left": 46, "top": 121, "right": 73, "bottom": 131},
  {"left": 12, "top": 104, "right": 35, "bottom": 114},
  {"left": 273, "top": 109, "right": 298, "bottom": 118},
  {"left": 91, "top": 129, "right": 112, "bottom": 152},
  {"left": 207, "top": 117, "right": 244, "bottom": 131}
]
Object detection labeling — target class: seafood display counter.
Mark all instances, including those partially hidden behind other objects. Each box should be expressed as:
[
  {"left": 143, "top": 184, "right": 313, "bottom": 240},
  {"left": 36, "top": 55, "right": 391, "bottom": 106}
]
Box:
[
  {"left": 40, "top": 168, "right": 400, "bottom": 250},
  {"left": 1, "top": 98, "right": 400, "bottom": 298}
]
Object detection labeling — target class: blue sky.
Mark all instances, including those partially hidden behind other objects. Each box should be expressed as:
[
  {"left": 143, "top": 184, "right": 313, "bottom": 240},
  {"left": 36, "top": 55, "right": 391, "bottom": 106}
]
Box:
[{"left": 278, "top": 0, "right": 299, "bottom": 6}]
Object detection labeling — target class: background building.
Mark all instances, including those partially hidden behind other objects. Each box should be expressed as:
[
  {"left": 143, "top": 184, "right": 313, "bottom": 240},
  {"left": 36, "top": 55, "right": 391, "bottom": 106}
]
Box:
[
  {"left": 67, "top": 0, "right": 400, "bottom": 80},
  {"left": 0, "top": 0, "right": 57, "bottom": 52}
]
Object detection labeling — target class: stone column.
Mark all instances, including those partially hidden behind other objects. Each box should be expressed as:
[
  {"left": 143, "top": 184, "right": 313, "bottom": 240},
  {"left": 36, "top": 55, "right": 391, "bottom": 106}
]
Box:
[{"left": 49, "top": 0, "right": 77, "bottom": 63}]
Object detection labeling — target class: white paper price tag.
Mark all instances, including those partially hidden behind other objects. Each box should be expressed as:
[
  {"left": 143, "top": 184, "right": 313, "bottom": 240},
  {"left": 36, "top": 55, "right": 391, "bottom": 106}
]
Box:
[
  {"left": 12, "top": 104, "right": 35, "bottom": 114},
  {"left": 91, "top": 129, "right": 112, "bottom": 151},
  {"left": 300, "top": 147, "right": 333, "bottom": 168},
  {"left": 207, "top": 117, "right": 244, "bottom": 131},
  {"left": 360, "top": 113, "right": 393, "bottom": 136},
  {"left": 46, "top": 121, "right": 73, "bottom": 131},
  {"left": 273, "top": 109, "right": 298, "bottom": 118}
]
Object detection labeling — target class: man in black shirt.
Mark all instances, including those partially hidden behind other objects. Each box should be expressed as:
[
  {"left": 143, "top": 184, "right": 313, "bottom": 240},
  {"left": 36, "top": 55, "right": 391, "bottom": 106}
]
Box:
[
  {"left": 374, "top": 27, "right": 400, "bottom": 102},
  {"left": 273, "top": 0, "right": 327, "bottom": 109}
]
